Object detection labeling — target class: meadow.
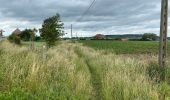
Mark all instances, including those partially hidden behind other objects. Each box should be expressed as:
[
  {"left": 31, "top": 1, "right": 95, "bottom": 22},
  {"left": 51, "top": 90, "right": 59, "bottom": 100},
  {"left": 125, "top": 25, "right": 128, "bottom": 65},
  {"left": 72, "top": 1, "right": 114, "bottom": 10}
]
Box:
[
  {"left": 79, "top": 40, "right": 170, "bottom": 54},
  {"left": 0, "top": 40, "right": 170, "bottom": 100}
]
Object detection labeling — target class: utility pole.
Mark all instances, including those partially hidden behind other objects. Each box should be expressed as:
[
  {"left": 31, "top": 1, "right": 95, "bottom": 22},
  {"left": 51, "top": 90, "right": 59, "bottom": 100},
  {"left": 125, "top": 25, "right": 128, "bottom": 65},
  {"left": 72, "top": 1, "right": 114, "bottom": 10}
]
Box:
[
  {"left": 159, "top": 0, "right": 168, "bottom": 68},
  {"left": 71, "top": 24, "right": 73, "bottom": 39},
  {"left": 76, "top": 33, "right": 78, "bottom": 40}
]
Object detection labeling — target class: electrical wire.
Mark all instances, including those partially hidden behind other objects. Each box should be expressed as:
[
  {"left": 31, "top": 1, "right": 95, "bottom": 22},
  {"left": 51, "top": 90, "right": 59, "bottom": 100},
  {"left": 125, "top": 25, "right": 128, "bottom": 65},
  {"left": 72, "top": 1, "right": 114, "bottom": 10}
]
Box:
[
  {"left": 70, "top": 0, "right": 97, "bottom": 38},
  {"left": 76, "top": 0, "right": 97, "bottom": 22}
]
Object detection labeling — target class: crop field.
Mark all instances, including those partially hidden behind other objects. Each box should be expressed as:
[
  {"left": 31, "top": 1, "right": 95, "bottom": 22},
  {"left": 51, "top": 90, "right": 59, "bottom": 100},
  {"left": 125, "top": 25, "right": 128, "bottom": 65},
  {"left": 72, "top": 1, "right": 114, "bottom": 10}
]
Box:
[
  {"left": 79, "top": 40, "right": 170, "bottom": 55},
  {"left": 0, "top": 40, "right": 170, "bottom": 99}
]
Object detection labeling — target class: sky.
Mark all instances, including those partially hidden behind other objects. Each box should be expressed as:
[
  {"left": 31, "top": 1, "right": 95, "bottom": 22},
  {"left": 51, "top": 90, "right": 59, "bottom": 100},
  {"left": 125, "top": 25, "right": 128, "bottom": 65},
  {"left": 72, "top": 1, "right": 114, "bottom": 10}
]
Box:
[{"left": 0, "top": 0, "right": 170, "bottom": 37}]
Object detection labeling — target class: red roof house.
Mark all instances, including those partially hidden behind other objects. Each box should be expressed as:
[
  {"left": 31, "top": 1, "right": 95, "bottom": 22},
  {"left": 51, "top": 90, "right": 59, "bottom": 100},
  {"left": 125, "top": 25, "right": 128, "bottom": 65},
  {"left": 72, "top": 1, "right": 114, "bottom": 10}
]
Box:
[{"left": 94, "top": 34, "right": 106, "bottom": 40}]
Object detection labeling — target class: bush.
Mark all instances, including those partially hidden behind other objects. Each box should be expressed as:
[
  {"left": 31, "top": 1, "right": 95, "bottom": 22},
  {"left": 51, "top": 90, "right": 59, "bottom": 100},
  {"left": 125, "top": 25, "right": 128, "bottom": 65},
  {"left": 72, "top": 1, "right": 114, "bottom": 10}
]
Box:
[
  {"left": 8, "top": 34, "right": 21, "bottom": 45},
  {"left": 20, "top": 29, "right": 36, "bottom": 41},
  {"left": 129, "top": 39, "right": 142, "bottom": 41},
  {"left": 34, "top": 36, "right": 42, "bottom": 41},
  {"left": 141, "top": 33, "right": 158, "bottom": 41},
  {"left": 114, "top": 38, "right": 121, "bottom": 41}
]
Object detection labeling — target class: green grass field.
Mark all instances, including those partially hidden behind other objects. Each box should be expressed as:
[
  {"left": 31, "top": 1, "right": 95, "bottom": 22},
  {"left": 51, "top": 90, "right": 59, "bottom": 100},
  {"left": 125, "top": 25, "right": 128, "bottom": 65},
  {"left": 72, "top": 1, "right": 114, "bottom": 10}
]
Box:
[{"left": 79, "top": 40, "right": 170, "bottom": 54}]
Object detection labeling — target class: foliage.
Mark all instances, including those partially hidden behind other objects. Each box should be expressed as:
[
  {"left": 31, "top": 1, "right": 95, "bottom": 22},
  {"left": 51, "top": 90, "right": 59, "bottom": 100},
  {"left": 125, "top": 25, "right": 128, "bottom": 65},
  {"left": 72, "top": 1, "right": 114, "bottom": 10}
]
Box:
[
  {"left": 141, "top": 33, "right": 158, "bottom": 41},
  {"left": 34, "top": 36, "right": 42, "bottom": 42},
  {"left": 40, "top": 14, "right": 64, "bottom": 47},
  {"left": 114, "top": 38, "right": 122, "bottom": 41},
  {"left": 129, "top": 39, "right": 142, "bottom": 41},
  {"left": 20, "top": 28, "right": 37, "bottom": 41},
  {"left": 80, "top": 40, "right": 170, "bottom": 54},
  {"left": 168, "top": 37, "right": 170, "bottom": 40},
  {"left": 8, "top": 34, "right": 21, "bottom": 45}
]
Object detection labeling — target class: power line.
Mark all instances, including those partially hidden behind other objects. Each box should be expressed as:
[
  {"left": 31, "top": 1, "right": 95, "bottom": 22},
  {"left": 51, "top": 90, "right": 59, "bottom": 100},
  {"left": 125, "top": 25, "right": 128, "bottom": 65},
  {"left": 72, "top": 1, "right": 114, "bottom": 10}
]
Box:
[
  {"left": 70, "top": 0, "right": 97, "bottom": 38},
  {"left": 76, "top": 0, "right": 97, "bottom": 22}
]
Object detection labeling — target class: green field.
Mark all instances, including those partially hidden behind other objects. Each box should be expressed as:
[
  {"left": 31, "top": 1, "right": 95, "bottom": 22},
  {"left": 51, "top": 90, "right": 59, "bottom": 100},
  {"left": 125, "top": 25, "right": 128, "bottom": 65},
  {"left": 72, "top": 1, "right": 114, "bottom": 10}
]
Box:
[{"left": 80, "top": 40, "right": 170, "bottom": 54}]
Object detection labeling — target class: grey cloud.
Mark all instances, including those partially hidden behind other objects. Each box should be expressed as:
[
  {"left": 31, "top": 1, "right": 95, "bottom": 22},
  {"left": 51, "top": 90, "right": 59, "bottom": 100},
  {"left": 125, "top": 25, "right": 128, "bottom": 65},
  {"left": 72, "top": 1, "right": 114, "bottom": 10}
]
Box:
[{"left": 0, "top": 0, "right": 169, "bottom": 36}]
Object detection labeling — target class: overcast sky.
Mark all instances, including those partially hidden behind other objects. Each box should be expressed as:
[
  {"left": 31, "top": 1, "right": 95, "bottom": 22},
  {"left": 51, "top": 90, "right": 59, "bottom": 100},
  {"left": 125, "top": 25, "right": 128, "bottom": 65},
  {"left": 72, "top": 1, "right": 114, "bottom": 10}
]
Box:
[{"left": 0, "top": 0, "right": 169, "bottom": 37}]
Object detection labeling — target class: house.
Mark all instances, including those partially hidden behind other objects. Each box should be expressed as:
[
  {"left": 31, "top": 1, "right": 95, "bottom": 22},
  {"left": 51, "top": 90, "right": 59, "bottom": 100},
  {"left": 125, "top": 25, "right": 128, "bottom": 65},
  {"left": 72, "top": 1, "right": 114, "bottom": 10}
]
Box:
[
  {"left": 12, "top": 28, "right": 22, "bottom": 35},
  {"left": 0, "top": 30, "right": 4, "bottom": 37},
  {"left": 121, "top": 38, "right": 129, "bottom": 41},
  {"left": 94, "top": 34, "right": 106, "bottom": 40}
]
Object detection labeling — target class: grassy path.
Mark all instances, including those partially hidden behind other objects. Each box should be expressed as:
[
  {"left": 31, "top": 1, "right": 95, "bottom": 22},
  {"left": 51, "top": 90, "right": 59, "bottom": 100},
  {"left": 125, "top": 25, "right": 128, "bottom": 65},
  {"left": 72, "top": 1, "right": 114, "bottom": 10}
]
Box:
[
  {"left": 73, "top": 42, "right": 170, "bottom": 100},
  {"left": 74, "top": 46, "right": 103, "bottom": 100}
]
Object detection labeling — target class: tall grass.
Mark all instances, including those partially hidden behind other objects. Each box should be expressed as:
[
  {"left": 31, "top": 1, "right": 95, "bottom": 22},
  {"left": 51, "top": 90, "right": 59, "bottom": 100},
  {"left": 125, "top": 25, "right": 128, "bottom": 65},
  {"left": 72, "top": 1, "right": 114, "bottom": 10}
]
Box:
[
  {"left": 0, "top": 41, "right": 92, "bottom": 99},
  {"left": 0, "top": 40, "right": 170, "bottom": 100}
]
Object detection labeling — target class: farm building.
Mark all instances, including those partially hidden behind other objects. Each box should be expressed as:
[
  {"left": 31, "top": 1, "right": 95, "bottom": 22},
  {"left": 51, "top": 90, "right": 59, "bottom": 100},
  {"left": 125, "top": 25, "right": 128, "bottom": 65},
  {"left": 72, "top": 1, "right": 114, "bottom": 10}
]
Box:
[
  {"left": 94, "top": 34, "right": 106, "bottom": 40},
  {"left": 0, "top": 30, "right": 4, "bottom": 37},
  {"left": 12, "top": 28, "right": 22, "bottom": 35},
  {"left": 0, "top": 31, "right": 3, "bottom": 37},
  {"left": 121, "top": 38, "right": 129, "bottom": 41}
]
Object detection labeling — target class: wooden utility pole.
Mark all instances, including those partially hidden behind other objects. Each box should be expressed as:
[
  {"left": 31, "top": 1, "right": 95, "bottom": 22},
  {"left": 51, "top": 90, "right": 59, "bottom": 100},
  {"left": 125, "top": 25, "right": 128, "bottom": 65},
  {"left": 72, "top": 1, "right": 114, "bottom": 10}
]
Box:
[
  {"left": 76, "top": 33, "right": 78, "bottom": 40},
  {"left": 71, "top": 24, "right": 73, "bottom": 39},
  {"left": 159, "top": 0, "right": 168, "bottom": 67}
]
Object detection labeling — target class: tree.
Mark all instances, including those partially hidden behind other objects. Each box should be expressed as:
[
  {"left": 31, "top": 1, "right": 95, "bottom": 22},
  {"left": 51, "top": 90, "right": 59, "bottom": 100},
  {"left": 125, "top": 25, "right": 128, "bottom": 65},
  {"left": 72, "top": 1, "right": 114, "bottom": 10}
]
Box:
[
  {"left": 40, "top": 14, "right": 64, "bottom": 47},
  {"left": 31, "top": 28, "right": 37, "bottom": 41},
  {"left": 20, "top": 29, "right": 36, "bottom": 41},
  {"left": 29, "top": 28, "right": 38, "bottom": 49},
  {"left": 141, "top": 33, "right": 158, "bottom": 41}
]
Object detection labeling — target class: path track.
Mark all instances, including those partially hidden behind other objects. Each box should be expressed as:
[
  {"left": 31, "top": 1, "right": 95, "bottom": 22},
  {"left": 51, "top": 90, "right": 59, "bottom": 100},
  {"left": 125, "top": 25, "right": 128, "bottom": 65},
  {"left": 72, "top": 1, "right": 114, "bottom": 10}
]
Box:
[{"left": 74, "top": 46, "right": 103, "bottom": 100}]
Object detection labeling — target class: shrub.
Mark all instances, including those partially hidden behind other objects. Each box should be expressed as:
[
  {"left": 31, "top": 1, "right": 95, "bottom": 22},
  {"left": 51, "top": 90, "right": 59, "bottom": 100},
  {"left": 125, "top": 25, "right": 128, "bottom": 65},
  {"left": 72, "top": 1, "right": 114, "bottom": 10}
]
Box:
[
  {"left": 8, "top": 34, "right": 21, "bottom": 45},
  {"left": 20, "top": 28, "right": 37, "bottom": 41},
  {"left": 141, "top": 33, "right": 158, "bottom": 41},
  {"left": 34, "top": 36, "right": 42, "bottom": 41},
  {"left": 114, "top": 38, "right": 121, "bottom": 41}
]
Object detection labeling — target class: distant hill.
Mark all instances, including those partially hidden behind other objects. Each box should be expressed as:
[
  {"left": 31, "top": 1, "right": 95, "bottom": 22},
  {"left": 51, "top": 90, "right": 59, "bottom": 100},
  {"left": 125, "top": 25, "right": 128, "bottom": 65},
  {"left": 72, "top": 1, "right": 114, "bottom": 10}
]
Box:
[
  {"left": 72, "top": 34, "right": 170, "bottom": 41},
  {"left": 73, "top": 34, "right": 143, "bottom": 40},
  {"left": 105, "top": 34, "right": 143, "bottom": 39}
]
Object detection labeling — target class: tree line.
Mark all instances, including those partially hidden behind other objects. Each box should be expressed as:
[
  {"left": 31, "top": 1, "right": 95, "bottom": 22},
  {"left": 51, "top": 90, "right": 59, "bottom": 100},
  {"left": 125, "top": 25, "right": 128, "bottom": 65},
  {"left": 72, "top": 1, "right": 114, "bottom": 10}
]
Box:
[{"left": 8, "top": 13, "right": 64, "bottom": 48}]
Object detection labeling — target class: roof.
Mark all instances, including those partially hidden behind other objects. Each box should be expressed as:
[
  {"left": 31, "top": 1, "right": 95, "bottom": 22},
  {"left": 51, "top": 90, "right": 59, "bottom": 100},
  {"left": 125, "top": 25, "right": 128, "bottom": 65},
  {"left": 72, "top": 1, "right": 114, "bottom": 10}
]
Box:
[
  {"left": 94, "top": 34, "right": 105, "bottom": 37},
  {"left": 12, "top": 28, "right": 22, "bottom": 35},
  {"left": 0, "top": 30, "right": 4, "bottom": 37}
]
